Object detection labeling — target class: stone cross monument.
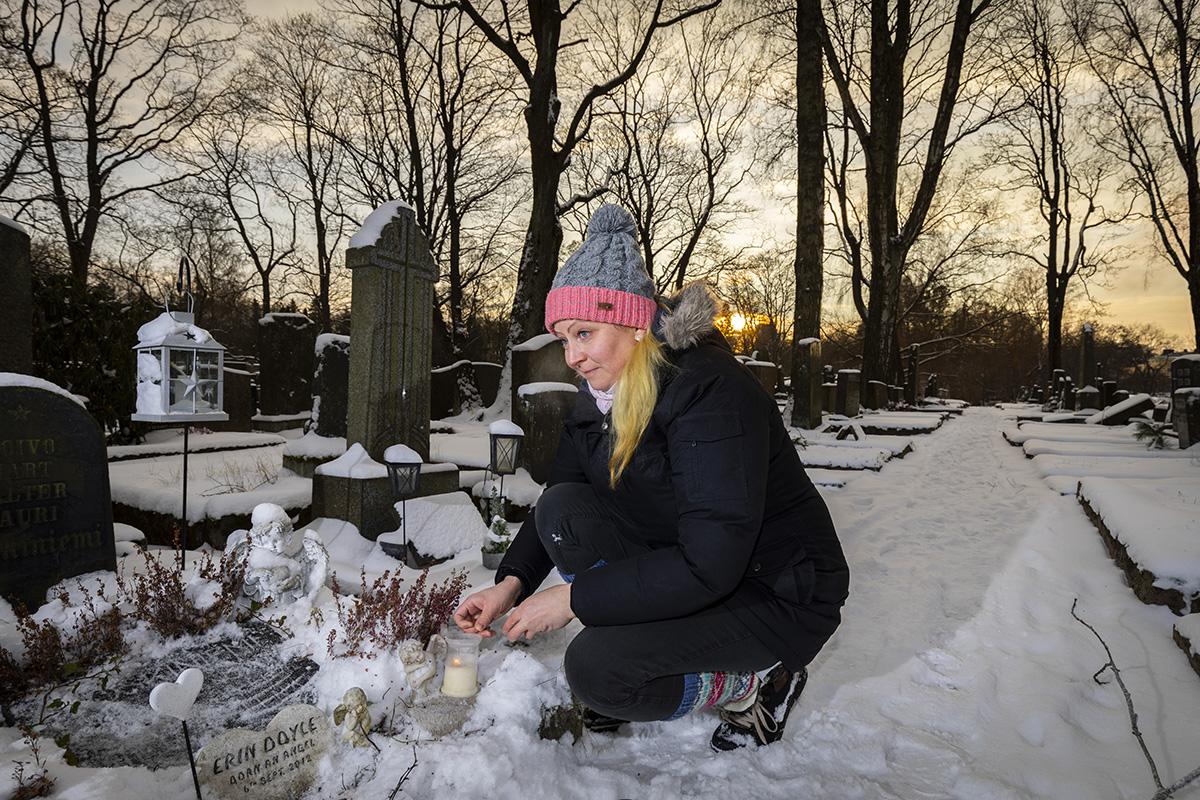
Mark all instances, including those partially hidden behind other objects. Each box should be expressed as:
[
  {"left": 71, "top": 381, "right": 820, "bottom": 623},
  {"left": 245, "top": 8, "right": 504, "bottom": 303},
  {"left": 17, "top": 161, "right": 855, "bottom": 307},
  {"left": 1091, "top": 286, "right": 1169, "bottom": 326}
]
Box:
[{"left": 345, "top": 202, "right": 435, "bottom": 462}]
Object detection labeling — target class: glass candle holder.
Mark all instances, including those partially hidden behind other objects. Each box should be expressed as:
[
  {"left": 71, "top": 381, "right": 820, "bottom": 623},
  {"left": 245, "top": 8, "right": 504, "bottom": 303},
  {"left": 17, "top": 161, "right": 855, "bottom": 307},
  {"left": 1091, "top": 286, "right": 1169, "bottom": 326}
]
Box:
[{"left": 440, "top": 630, "right": 481, "bottom": 698}]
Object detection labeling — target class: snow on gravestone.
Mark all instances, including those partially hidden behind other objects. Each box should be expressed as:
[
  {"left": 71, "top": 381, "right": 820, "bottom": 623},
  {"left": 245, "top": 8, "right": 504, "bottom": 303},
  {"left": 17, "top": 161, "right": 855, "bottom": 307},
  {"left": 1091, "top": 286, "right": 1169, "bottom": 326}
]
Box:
[
  {"left": 0, "top": 375, "right": 116, "bottom": 609},
  {"left": 197, "top": 704, "right": 331, "bottom": 800}
]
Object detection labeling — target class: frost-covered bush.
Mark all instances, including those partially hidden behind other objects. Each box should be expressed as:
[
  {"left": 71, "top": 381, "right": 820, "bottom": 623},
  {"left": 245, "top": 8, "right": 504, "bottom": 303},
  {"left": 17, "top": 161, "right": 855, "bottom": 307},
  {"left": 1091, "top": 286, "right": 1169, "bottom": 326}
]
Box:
[
  {"left": 0, "top": 585, "right": 124, "bottom": 706},
  {"left": 327, "top": 568, "right": 468, "bottom": 657},
  {"left": 115, "top": 533, "right": 247, "bottom": 638}
]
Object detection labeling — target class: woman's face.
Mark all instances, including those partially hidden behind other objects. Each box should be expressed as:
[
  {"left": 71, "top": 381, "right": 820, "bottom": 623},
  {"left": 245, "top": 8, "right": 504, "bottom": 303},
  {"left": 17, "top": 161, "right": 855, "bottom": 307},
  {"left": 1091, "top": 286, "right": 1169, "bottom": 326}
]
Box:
[{"left": 551, "top": 319, "right": 642, "bottom": 391}]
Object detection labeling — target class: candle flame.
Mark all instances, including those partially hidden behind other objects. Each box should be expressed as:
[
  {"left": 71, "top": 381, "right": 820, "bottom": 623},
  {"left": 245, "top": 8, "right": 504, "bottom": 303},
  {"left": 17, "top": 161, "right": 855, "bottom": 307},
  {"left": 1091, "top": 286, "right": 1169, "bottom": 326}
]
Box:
[{"left": 450, "top": 657, "right": 463, "bottom": 667}]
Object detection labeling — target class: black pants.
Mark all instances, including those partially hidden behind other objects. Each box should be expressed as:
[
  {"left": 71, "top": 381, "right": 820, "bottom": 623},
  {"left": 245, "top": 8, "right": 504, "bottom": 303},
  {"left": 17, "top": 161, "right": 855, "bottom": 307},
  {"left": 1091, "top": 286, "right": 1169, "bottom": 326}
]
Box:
[{"left": 536, "top": 482, "right": 778, "bottom": 722}]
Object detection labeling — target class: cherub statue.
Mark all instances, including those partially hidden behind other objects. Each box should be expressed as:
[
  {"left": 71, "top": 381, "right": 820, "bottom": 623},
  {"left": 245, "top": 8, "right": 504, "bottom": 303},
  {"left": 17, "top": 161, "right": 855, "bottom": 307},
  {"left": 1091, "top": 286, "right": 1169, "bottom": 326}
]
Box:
[
  {"left": 224, "top": 503, "right": 329, "bottom": 607},
  {"left": 333, "top": 687, "right": 374, "bottom": 748},
  {"left": 399, "top": 635, "right": 447, "bottom": 700}
]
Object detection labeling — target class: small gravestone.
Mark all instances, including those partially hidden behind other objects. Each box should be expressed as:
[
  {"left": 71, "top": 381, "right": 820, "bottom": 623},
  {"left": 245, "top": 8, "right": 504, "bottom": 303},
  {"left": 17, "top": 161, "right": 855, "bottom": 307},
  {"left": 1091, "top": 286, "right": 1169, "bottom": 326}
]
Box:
[
  {"left": 835, "top": 369, "right": 860, "bottom": 417},
  {"left": 822, "top": 382, "right": 836, "bottom": 413},
  {"left": 905, "top": 346, "right": 920, "bottom": 404},
  {"left": 431, "top": 359, "right": 472, "bottom": 419},
  {"left": 511, "top": 334, "right": 576, "bottom": 413},
  {"left": 216, "top": 367, "right": 254, "bottom": 431},
  {"left": 258, "top": 313, "right": 319, "bottom": 420},
  {"left": 1076, "top": 385, "right": 1100, "bottom": 410},
  {"left": 1079, "top": 323, "right": 1096, "bottom": 387},
  {"left": 1171, "top": 354, "right": 1200, "bottom": 393},
  {"left": 1173, "top": 388, "right": 1200, "bottom": 449},
  {"left": 1062, "top": 381, "right": 1076, "bottom": 411},
  {"left": 1101, "top": 380, "right": 1117, "bottom": 408},
  {"left": 790, "top": 339, "right": 822, "bottom": 429},
  {"left": 311, "top": 334, "right": 350, "bottom": 439},
  {"left": 865, "top": 380, "right": 888, "bottom": 410},
  {"left": 1112, "top": 388, "right": 1129, "bottom": 405},
  {"left": 472, "top": 362, "right": 502, "bottom": 407},
  {"left": 0, "top": 218, "right": 32, "bottom": 374},
  {"left": 925, "top": 373, "right": 939, "bottom": 399},
  {"left": 888, "top": 385, "right": 902, "bottom": 405},
  {"left": 197, "top": 704, "right": 331, "bottom": 800},
  {"left": 0, "top": 379, "right": 116, "bottom": 609}
]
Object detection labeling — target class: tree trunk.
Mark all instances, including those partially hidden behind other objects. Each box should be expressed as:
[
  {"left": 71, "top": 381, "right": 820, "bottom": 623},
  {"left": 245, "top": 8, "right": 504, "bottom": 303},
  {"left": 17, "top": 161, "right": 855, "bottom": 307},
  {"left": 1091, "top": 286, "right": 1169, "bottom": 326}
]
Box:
[{"left": 791, "top": 0, "right": 826, "bottom": 427}]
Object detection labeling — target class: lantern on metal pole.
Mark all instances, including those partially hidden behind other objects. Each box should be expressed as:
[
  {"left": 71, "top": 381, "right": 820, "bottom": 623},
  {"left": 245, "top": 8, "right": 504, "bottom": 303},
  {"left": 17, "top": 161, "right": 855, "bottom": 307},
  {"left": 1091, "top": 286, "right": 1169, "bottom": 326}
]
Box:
[
  {"left": 487, "top": 420, "right": 524, "bottom": 516},
  {"left": 383, "top": 444, "right": 423, "bottom": 554},
  {"left": 131, "top": 256, "right": 227, "bottom": 555}
]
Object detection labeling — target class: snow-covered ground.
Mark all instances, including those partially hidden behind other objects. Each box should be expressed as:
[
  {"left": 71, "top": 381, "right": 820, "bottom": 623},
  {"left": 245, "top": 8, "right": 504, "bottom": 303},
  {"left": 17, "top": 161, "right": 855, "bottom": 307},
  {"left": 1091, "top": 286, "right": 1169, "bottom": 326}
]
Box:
[{"left": 5, "top": 407, "right": 1200, "bottom": 799}]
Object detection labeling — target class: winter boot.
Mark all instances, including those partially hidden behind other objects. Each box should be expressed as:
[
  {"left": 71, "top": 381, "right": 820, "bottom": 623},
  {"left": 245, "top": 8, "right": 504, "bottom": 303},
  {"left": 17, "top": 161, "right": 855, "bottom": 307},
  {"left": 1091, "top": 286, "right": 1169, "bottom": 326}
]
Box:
[
  {"left": 582, "top": 706, "right": 627, "bottom": 734},
  {"left": 709, "top": 664, "right": 807, "bottom": 752}
]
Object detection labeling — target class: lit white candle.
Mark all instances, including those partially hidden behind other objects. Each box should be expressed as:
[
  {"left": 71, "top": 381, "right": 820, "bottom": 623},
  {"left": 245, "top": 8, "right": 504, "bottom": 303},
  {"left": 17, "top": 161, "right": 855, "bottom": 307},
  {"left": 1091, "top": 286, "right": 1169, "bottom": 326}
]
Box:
[{"left": 440, "top": 655, "right": 478, "bottom": 697}]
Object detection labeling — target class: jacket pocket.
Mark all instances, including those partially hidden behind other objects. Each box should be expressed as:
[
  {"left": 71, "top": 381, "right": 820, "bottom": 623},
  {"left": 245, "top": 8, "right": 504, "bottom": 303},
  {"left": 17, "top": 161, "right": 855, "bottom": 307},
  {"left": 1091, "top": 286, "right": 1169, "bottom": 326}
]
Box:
[
  {"left": 769, "top": 559, "right": 816, "bottom": 606},
  {"left": 672, "top": 412, "right": 746, "bottom": 502}
]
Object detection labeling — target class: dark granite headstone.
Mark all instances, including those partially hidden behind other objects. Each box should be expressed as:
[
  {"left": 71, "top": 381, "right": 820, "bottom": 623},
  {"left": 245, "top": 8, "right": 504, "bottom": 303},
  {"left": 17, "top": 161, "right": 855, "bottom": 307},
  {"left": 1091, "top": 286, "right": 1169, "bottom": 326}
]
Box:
[
  {"left": 791, "top": 339, "right": 822, "bottom": 429},
  {"left": 431, "top": 359, "right": 472, "bottom": 419},
  {"left": 1112, "top": 389, "right": 1129, "bottom": 405},
  {"left": 311, "top": 334, "right": 350, "bottom": 439},
  {"left": 1098, "top": 394, "right": 1154, "bottom": 426},
  {"left": 0, "top": 220, "right": 32, "bottom": 374},
  {"left": 905, "top": 346, "right": 920, "bottom": 405},
  {"left": 0, "top": 383, "right": 116, "bottom": 609},
  {"left": 1173, "top": 388, "right": 1200, "bottom": 449},
  {"left": 822, "top": 364, "right": 835, "bottom": 385},
  {"left": 865, "top": 380, "right": 889, "bottom": 410},
  {"left": 1076, "top": 385, "right": 1101, "bottom": 410},
  {"left": 1171, "top": 355, "right": 1200, "bottom": 392},
  {"left": 1062, "top": 382, "right": 1076, "bottom": 411},
  {"left": 514, "top": 385, "right": 578, "bottom": 484},
  {"left": 258, "top": 313, "right": 319, "bottom": 417},
  {"left": 1101, "top": 380, "right": 1117, "bottom": 408},
  {"left": 888, "top": 385, "right": 902, "bottom": 405},
  {"left": 219, "top": 368, "right": 254, "bottom": 431},
  {"left": 473, "top": 362, "right": 502, "bottom": 407},
  {"left": 925, "top": 373, "right": 939, "bottom": 399},
  {"left": 511, "top": 334, "right": 576, "bottom": 413},
  {"left": 1079, "top": 324, "right": 1096, "bottom": 387},
  {"left": 835, "top": 370, "right": 860, "bottom": 417}
]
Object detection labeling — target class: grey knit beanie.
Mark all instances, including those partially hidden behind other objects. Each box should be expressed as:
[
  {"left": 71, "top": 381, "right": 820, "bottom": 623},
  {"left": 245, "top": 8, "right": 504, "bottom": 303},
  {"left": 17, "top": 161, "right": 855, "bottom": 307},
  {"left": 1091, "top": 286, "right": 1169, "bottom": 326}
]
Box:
[{"left": 545, "top": 204, "right": 657, "bottom": 332}]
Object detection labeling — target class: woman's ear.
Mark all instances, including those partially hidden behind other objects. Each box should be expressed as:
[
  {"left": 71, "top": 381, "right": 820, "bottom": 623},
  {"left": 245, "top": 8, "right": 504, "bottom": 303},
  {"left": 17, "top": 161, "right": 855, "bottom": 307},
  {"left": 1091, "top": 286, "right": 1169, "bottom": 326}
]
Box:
[{"left": 634, "top": 328, "right": 647, "bottom": 342}]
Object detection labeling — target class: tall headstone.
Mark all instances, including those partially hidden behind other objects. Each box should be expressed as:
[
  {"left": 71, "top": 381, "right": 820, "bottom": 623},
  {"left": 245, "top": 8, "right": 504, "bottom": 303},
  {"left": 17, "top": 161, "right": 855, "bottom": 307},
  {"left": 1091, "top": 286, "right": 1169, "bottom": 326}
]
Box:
[
  {"left": 865, "top": 380, "right": 889, "bottom": 410},
  {"left": 345, "top": 203, "right": 435, "bottom": 462},
  {"left": 0, "top": 379, "right": 116, "bottom": 609},
  {"left": 1079, "top": 323, "right": 1096, "bottom": 388},
  {"left": 791, "top": 339, "right": 822, "bottom": 429},
  {"left": 511, "top": 334, "right": 578, "bottom": 480},
  {"left": 1174, "top": 388, "right": 1200, "bottom": 449},
  {"left": 1076, "top": 385, "right": 1101, "bottom": 410},
  {"left": 1101, "top": 380, "right": 1117, "bottom": 408},
  {"left": 311, "top": 334, "right": 350, "bottom": 439},
  {"left": 745, "top": 361, "right": 778, "bottom": 397},
  {"left": 1062, "top": 378, "right": 1076, "bottom": 411},
  {"left": 257, "top": 313, "right": 319, "bottom": 418},
  {"left": 472, "top": 362, "right": 502, "bottom": 407},
  {"left": 835, "top": 369, "right": 860, "bottom": 417},
  {"left": 219, "top": 367, "right": 254, "bottom": 430},
  {"left": 905, "top": 345, "right": 920, "bottom": 405},
  {"left": 0, "top": 220, "right": 32, "bottom": 374},
  {"left": 511, "top": 334, "right": 576, "bottom": 413},
  {"left": 1171, "top": 354, "right": 1200, "bottom": 393}
]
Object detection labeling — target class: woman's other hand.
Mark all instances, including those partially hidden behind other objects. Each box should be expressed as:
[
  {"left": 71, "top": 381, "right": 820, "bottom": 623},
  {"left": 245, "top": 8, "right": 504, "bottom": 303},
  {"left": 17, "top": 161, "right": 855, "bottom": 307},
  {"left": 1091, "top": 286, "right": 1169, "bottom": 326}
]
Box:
[
  {"left": 454, "top": 576, "right": 522, "bottom": 638},
  {"left": 502, "top": 584, "right": 575, "bottom": 642}
]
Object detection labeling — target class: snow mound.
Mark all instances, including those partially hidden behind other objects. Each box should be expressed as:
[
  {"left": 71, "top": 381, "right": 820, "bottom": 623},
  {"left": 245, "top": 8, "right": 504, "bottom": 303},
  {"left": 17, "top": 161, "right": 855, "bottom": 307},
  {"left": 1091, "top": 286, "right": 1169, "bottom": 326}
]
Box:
[
  {"left": 282, "top": 431, "right": 347, "bottom": 460},
  {"left": 315, "top": 443, "right": 388, "bottom": 479},
  {"left": 387, "top": 492, "right": 487, "bottom": 558},
  {"left": 0, "top": 372, "right": 86, "bottom": 407},
  {"left": 487, "top": 419, "right": 524, "bottom": 436},
  {"left": 383, "top": 444, "right": 423, "bottom": 464},
  {"left": 349, "top": 200, "right": 414, "bottom": 248},
  {"left": 251, "top": 502, "right": 291, "bottom": 528},
  {"left": 135, "top": 311, "right": 211, "bottom": 346},
  {"left": 517, "top": 382, "right": 578, "bottom": 397}
]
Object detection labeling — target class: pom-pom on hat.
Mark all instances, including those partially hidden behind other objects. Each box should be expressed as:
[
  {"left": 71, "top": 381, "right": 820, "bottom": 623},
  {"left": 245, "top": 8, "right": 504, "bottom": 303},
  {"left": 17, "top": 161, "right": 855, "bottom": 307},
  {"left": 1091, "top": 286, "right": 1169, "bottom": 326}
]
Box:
[{"left": 545, "top": 204, "right": 657, "bottom": 333}]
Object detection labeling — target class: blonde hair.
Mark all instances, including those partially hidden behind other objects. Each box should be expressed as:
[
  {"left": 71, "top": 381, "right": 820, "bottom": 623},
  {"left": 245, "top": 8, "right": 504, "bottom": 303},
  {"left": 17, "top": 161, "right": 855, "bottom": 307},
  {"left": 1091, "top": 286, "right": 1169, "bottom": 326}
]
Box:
[{"left": 608, "top": 332, "right": 669, "bottom": 488}]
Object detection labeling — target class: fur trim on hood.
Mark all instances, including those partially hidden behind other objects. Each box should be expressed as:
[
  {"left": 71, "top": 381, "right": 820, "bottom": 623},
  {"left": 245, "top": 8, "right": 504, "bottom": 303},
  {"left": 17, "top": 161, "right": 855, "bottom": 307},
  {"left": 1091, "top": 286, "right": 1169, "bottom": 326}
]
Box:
[{"left": 656, "top": 281, "right": 721, "bottom": 351}]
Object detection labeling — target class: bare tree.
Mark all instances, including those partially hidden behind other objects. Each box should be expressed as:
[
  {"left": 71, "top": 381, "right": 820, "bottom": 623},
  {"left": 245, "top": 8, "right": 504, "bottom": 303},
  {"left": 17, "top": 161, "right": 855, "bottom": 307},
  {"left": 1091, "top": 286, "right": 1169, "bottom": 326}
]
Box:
[
  {"left": 249, "top": 13, "right": 352, "bottom": 330},
  {"left": 1070, "top": 0, "right": 1200, "bottom": 348},
  {"left": 567, "top": 6, "right": 755, "bottom": 293},
  {"left": 820, "top": 0, "right": 1014, "bottom": 386},
  {"left": 996, "top": 0, "right": 1129, "bottom": 381},
  {"left": 414, "top": 0, "right": 720, "bottom": 364},
  {"left": 0, "top": 0, "right": 245, "bottom": 290}
]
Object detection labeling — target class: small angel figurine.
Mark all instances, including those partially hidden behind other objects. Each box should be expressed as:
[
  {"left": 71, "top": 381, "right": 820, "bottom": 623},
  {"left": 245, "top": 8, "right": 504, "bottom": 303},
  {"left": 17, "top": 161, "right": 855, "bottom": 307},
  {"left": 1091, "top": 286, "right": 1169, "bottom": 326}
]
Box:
[
  {"left": 333, "top": 687, "right": 374, "bottom": 748},
  {"left": 399, "top": 635, "right": 447, "bottom": 700},
  {"left": 224, "top": 503, "right": 329, "bottom": 607}
]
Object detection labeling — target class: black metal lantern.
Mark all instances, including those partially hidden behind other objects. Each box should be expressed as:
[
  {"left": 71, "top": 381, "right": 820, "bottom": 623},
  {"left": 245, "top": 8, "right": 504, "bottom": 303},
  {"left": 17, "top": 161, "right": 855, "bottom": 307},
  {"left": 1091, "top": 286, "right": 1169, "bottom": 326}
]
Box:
[
  {"left": 383, "top": 444, "right": 423, "bottom": 553},
  {"left": 487, "top": 420, "right": 524, "bottom": 518}
]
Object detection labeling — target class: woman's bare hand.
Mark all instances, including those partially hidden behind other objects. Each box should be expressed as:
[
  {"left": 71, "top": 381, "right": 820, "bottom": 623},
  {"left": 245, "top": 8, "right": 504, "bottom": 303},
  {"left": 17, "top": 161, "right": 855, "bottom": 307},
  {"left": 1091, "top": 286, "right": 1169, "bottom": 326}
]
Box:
[
  {"left": 502, "top": 584, "right": 575, "bottom": 642},
  {"left": 454, "top": 576, "right": 522, "bottom": 638}
]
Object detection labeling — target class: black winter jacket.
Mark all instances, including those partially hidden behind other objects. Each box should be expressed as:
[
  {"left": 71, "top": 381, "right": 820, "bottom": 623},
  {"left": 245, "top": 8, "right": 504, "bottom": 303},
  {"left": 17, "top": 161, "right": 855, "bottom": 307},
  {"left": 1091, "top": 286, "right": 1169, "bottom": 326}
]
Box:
[{"left": 496, "top": 282, "right": 850, "bottom": 670}]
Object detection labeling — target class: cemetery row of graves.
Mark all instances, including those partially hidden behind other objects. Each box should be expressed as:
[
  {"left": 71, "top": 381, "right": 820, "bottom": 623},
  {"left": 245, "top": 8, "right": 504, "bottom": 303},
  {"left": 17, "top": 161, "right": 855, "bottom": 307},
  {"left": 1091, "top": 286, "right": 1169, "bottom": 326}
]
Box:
[{"left": 0, "top": 205, "right": 1197, "bottom": 798}]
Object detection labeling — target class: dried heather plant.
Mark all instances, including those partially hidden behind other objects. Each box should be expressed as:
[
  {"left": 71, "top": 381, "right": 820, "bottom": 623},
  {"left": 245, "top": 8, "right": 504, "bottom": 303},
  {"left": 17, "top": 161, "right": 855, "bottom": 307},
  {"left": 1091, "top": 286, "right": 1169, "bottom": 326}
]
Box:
[{"left": 327, "top": 568, "right": 469, "bottom": 658}]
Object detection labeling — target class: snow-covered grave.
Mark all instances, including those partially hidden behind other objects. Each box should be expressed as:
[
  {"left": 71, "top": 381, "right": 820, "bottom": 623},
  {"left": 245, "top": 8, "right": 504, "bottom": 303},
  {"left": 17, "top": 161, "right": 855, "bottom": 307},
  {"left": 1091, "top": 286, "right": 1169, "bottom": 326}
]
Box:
[
  {"left": 8, "top": 407, "right": 1200, "bottom": 799},
  {"left": 1076, "top": 477, "right": 1200, "bottom": 615},
  {"left": 825, "top": 411, "right": 946, "bottom": 436},
  {"left": 108, "top": 430, "right": 287, "bottom": 461},
  {"left": 1001, "top": 420, "right": 1143, "bottom": 446}
]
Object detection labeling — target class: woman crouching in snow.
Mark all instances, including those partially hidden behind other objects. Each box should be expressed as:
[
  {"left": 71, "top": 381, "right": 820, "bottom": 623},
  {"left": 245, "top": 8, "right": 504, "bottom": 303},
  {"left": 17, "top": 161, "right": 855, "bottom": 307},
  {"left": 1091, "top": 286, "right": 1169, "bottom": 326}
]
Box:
[{"left": 453, "top": 204, "right": 849, "bottom": 751}]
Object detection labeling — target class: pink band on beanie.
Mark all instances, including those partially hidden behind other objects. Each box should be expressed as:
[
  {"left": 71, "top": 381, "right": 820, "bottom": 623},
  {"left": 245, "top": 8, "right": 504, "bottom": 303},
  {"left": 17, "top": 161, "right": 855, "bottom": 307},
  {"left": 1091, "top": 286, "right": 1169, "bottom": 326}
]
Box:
[{"left": 545, "top": 286, "right": 657, "bottom": 332}]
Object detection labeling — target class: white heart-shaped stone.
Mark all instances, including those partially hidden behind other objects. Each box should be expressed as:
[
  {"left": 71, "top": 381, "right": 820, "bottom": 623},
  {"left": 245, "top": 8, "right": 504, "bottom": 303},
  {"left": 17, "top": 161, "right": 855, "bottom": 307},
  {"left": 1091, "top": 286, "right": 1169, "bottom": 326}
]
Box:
[{"left": 149, "top": 668, "right": 204, "bottom": 720}]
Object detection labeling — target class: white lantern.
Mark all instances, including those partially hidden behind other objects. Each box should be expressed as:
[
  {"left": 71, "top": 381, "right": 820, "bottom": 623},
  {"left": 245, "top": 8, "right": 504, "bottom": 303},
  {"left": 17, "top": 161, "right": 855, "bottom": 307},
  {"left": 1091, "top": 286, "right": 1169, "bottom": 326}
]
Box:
[{"left": 131, "top": 311, "right": 228, "bottom": 423}]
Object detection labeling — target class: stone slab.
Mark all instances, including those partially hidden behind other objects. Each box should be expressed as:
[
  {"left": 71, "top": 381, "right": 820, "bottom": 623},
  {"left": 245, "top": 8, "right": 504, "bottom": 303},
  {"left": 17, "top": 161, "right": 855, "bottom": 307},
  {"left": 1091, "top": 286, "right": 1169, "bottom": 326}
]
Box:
[{"left": 197, "top": 704, "right": 331, "bottom": 800}]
